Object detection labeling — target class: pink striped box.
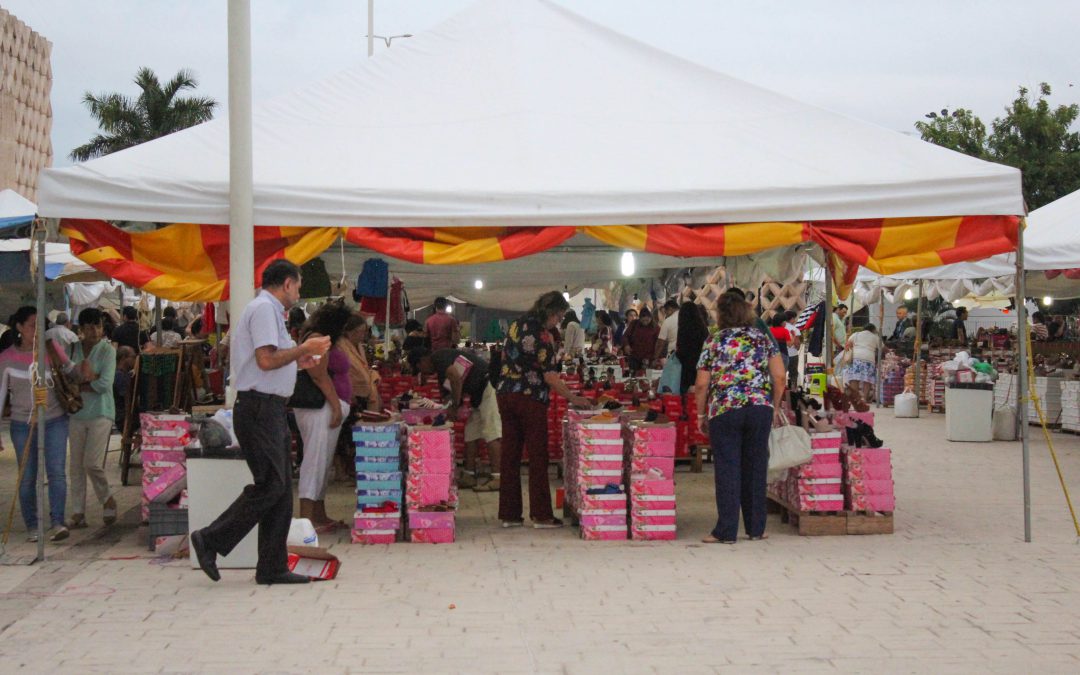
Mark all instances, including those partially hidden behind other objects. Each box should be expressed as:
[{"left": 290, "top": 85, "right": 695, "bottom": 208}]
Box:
[
  {"left": 630, "top": 456, "right": 675, "bottom": 478},
  {"left": 143, "top": 463, "right": 186, "bottom": 503},
  {"left": 795, "top": 478, "right": 842, "bottom": 495},
  {"left": 794, "top": 494, "right": 844, "bottom": 511},
  {"left": 577, "top": 424, "right": 623, "bottom": 440},
  {"left": 580, "top": 513, "right": 628, "bottom": 527},
  {"left": 581, "top": 525, "right": 629, "bottom": 541},
  {"left": 630, "top": 424, "right": 677, "bottom": 444},
  {"left": 407, "top": 428, "right": 452, "bottom": 452},
  {"left": 409, "top": 453, "right": 453, "bottom": 474},
  {"left": 845, "top": 461, "right": 893, "bottom": 481},
  {"left": 410, "top": 527, "right": 455, "bottom": 544},
  {"left": 810, "top": 431, "right": 843, "bottom": 449},
  {"left": 354, "top": 513, "right": 402, "bottom": 530},
  {"left": 810, "top": 452, "right": 841, "bottom": 465},
  {"left": 141, "top": 449, "right": 186, "bottom": 464},
  {"left": 846, "top": 448, "right": 892, "bottom": 465},
  {"left": 630, "top": 478, "right": 675, "bottom": 496},
  {"left": 140, "top": 433, "right": 189, "bottom": 448},
  {"left": 405, "top": 474, "right": 451, "bottom": 506},
  {"left": 845, "top": 479, "right": 894, "bottom": 495},
  {"left": 631, "top": 496, "right": 676, "bottom": 512},
  {"left": 630, "top": 510, "right": 676, "bottom": 527},
  {"left": 578, "top": 492, "right": 628, "bottom": 510},
  {"left": 630, "top": 441, "right": 676, "bottom": 458},
  {"left": 847, "top": 493, "right": 895, "bottom": 511},
  {"left": 579, "top": 459, "right": 624, "bottom": 472},
  {"left": 796, "top": 462, "right": 843, "bottom": 479},
  {"left": 847, "top": 411, "right": 875, "bottom": 427},
  {"left": 351, "top": 530, "right": 396, "bottom": 545},
  {"left": 579, "top": 467, "right": 623, "bottom": 479},
  {"left": 139, "top": 413, "right": 189, "bottom": 432},
  {"left": 630, "top": 523, "right": 677, "bottom": 540},
  {"left": 408, "top": 511, "right": 455, "bottom": 529}
]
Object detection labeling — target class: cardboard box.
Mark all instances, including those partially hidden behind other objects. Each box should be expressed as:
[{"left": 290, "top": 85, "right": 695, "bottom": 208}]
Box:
[
  {"left": 286, "top": 546, "right": 341, "bottom": 580},
  {"left": 410, "top": 527, "right": 455, "bottom": 544},
  {"left": 351, "top": 530, "right": 397, "bottom": 545}
]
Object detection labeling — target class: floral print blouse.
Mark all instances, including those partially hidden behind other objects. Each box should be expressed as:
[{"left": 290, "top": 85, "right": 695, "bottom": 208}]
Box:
[
  {"left": 697, "top": 326, "right": 779, "bottom": 419},
  {"left": 498, "top": 314, "right": 557, "bottom": 404}
]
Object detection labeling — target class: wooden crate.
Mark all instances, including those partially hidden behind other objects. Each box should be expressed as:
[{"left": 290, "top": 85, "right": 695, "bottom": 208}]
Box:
[{"left": 768, "top": 496, "right": 894, "bottom": 536}]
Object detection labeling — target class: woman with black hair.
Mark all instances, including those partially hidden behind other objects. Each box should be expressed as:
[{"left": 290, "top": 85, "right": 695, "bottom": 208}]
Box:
[
  {"left": 292, "top": 301, "right": 353, "bottom": 531},
  {"left": 675, "top": 301, "right": 709, "bottom": 395},
  {"left": 594, "top": 311, "right": 613, "bottom": 356}
]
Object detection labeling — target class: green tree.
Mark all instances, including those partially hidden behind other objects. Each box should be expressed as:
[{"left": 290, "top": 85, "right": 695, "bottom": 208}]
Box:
[
  {"left": 915, "top": 83, "right": 1080, "bottom": 210},
  {"left": 70, "top": 67, "right": 217, "bottom": 161},
  {"left": 914, "top": 108, "right": 988, "bottom": 159}
]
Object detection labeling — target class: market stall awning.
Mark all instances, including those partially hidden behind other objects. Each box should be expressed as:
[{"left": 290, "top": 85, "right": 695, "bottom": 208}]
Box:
[
  {"left": 0, "top": 189, "right": 36, "bottom": 232},
  {"left": 39, "top": 0, "right": 1022, "bottom": 234}
]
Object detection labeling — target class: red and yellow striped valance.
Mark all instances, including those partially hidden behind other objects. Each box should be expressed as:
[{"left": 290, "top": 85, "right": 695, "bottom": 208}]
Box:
[
  {"left": 343, "top": 226, "right": 577, "bottom": 264},
  {"left": 61, "top": 219, "right": 339, "bottom": 302}
]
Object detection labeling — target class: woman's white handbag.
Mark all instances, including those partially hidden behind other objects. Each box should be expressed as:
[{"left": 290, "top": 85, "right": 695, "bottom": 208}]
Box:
[{"left": 768, "top": 415, "right": 812, "bottom": 473}]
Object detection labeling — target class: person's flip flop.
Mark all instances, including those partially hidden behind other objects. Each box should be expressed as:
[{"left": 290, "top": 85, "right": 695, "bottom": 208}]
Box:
[{"left": 701, "top": 535, "right": 736, "bottom": 544}]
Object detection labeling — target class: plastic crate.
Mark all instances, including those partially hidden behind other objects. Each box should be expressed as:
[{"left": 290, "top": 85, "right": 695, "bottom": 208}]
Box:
[{"left": 148, "top": 502, "right": 189, "bottom": 551}]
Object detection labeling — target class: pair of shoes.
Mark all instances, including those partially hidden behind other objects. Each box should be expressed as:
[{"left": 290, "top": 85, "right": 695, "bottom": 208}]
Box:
[
  {"left": 473, "top": 477, "right": 500, "bottom": 492},
  {"left": 458, "top": 471, "right": 478, "bottom": 489},
  {"left": 68, "top": 514, "right": 88, "bottom": 529},
  {"left": 532, "top": 518, "right": 563, "bottom": 529},
  {"left": 701, "top": 535, "right": 736, "bottom": 544},
  {"left": 48, "top": 525, "right": 70, "bottom": 542},
  {"left": 26, "top": 531, "right": 39, "bottom": 543},
  {"left": 501, "top": 519, "right": 524, "bottom": 528},
  {"left": 190, "top": 529, "right": 220, "bottom": 582},
  {"left": 748, "top": 533, "right": 769, "bottom": 541},
  {"left": 102, "top": 497, "right": 117, "bottom": 525},
  {"left": 255, "top": 571, "right": 311, "bottom": 585}
]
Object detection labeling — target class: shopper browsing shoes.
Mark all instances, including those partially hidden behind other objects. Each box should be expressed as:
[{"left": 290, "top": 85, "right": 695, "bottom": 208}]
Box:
[
  {"left": 497, "top": 291, "right": 591, "bottom": 529},
  {"left": 695, "top": 293, "right": 786, "bottom": 544},
  {"left": 409, "top": 347, "right": 503, "bottom": 492},
  {"left": 191, "top": 260, "right": 330, "bottom": 585}
]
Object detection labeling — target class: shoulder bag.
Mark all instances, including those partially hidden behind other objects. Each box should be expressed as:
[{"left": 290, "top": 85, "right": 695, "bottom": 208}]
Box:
[{"left": 48, "top": 340, "right": 83, "bottom": 415}]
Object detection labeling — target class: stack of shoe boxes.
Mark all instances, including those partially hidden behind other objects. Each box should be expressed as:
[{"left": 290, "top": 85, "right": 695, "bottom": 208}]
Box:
[
  {"left": 406, "top": 426, "right": 456, "bottom": 543},
  {"left": 770, "top": 430, "right": 845, "bottom": 511},
  {"left": 843, "top": 447, "right": 895, "bottom": 512},
  {"left": 352, "top": 421, "right": 404, "bottom": 544},
  {"left": 140, "top": 413, "right": 191, "bottom": 524},
  {"left": 567, "top": 411, "right": 627, "bottom": 540},
  {"left": 627, "top": 421, "right": 677, "bottom": 540}
]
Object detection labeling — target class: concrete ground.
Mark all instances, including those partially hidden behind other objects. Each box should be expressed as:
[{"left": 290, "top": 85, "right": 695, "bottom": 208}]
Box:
[{"left": 1, "top": 411, "right": 1079, "bottom": 674}]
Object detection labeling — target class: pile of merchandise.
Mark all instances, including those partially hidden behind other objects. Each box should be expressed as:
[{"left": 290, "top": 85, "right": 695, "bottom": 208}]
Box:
[
  {"left": 626, "top": 420, "right": 677, "bottom": 540},
  {"left": 566, "top": 410, "right": 628, "bottom": 541},
  {"left": 844, "top": 445, "right": 895, "bottom": 511},
  {"left": 352, "top": 421, "right": 404, "bottom": 544},
  {"left": 406, "top": 425, "right": 457, "bottom": 543},
  {"left": 769, "top": 430, "right": 844, "bottom": 512},
  {"left": 140, "top": 413, "right": 191, "bottom": 549}
]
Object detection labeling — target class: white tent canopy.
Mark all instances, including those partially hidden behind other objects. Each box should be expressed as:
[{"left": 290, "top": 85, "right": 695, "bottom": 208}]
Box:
[
  {"left": 39, "top": 0, "right": 1022, "bottom": 229},
  {"left": 0, "top": 189, "right": 37, "bottom": 231},
  {"left": 855, "top": 187, "right": 1080, "bottom": 300}
]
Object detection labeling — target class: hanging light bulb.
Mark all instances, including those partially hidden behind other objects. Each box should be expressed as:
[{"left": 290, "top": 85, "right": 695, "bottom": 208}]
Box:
[
  {"left": 1043, "top": 295, "right": 1053, "bottom": 307},
  {"left": 446, "top": 304, "right": 453, "bottom": 314},
  {"left": 563, "top": 286, "right": 571, "bottom": 302},
  {"left": 474, "top": 279, "right": 484, "bottom": 290},
  {"left": 903, "top": 289, "right": 914, "bottom": 301},
  {"left": 620, "top": 251, "right": 635, "bottom": 277}
]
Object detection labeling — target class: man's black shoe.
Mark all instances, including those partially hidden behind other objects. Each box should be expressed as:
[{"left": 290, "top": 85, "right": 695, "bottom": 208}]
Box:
[
  {"left": 255, "top": 571, "right": 311, "bottom": 585},
  {"left": 190, "top": 529, "right": 220, "bottom": 582}
]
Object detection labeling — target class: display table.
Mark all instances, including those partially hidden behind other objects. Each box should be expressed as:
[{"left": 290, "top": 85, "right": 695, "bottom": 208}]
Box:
[
  {"left": 186, "top": 445, "right": 257, "bottom": 569},
  {"left": 945, "top": 386, "right": 993, "bottom": 442}
]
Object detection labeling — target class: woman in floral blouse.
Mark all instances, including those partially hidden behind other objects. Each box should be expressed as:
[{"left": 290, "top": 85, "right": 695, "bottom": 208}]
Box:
[
  {"left": 497, "top": 291, "right": 590, "bottom": 529},
  {"left": 695, "top": 291, "right": 786, "bottom": 544}
]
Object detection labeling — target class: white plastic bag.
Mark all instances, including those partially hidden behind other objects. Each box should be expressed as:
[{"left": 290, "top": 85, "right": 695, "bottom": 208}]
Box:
[
  {"left": 287, "top": 518, "right": 319, "bottom": 547},
  {"left": 992, "top": 385, "right": 1017, "bottom": 440},
  {"left": 768, "top": 417, "right": 812, "bottom": 472},
  {"left": 894, "top": 390, "right": 918, "bottom": 418}
]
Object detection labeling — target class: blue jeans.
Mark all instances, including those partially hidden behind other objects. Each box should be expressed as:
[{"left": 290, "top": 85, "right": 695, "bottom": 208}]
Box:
[
  {"left": 708, "top": 405, "right": 772, "bottom": 541},
  {"left": 10, "top": 415, "right": 70, "bottom": 530}
]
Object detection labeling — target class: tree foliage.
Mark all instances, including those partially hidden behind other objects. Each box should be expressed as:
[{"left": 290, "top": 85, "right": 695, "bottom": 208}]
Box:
[
  {"left": 70, "top": 67, "right": 217, "bottom": 162},
  {"left": 915, "top": 83, "right": 1080, "bottom": 210}
]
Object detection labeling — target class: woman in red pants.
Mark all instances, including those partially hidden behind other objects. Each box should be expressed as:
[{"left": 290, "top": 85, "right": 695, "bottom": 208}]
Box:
[{"left": 497, "top": 291, "right": 590, "bottom": 529}]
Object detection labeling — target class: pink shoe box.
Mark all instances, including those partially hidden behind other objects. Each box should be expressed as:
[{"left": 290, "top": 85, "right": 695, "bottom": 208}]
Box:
[
  {"left": 405, "top": 473, "right": 452, "bottom": 506},
  {"left": 630, "top": 510, "right": 677, "bottom": 527},
  {"left": 351, "top": 529, "right": 397, "bottom": 545},
  {"left": 811, "top": 451, "right": 841, "bottom": 465},
  {"left": 139, "top": 413, "right": 190, "bottom": 432},
  {"left": 578, "top": 439, "right": 625, "bottom": 453},
  {"left": 845, "top": 478, "right": 895, "bottom": 495},
  {"left": 846, "top": 447, "right": 892, "bottom": 465},
  {"left": 580, "top": 513, "right": 628, "bottom": 527},
  {"left": 795, "top": 462, "right": 843, "bottom": 479},
  {"left": 408, "top": 453, "right": 454, "bottom": 474},
  {"left": 795, "top": 477, "right": 842, "bottom": 495},
  {"left": 578, "top": 492, "right": 628, "bottom": 510},
  {"left": 177, "top": 489, "right": 189, "bottom": 508},
  {"left": 847, "top": 493, "right": 896, "bottom": 511},
  {"left": 581, "top": 525, "right": 629, "bottom": 541},
  {"left": 630, "top": 456, "right": 674, "bottom": 478},
  {"left": 141, "top": 449, "right": 186, "bottom": 464},
  {"left": 407, "top": 427, "right": 452, "bottom": 452},
  {"left": 408, "top": 511, "right": 456, "bottom": 529},
  {"left": 630, "top": 440, "right": 676, "bottom": 458},
  {"left": 142, "top": 463, "right": 186, "bottom": 502},
  {"left": 578, "top": 458, "right": 624, "bottom": 472},
  {"left": 631, "top": 496, "right": 676, "bottom": 512},
  {"left": 630, "top": 424, "right": 677, "bottom": 444},
  {"left": 794, "top": 494, "right": 844, "bottom": 511},
  {"left": 844, "top": 461, "right": 893, "bottom": 481},
  {"left": 629, "top": 478, "right": 675, "bottom": 496},
  {"left": 847, "top": 411, "right": 875, "bottom": 427},
  {"left": 630, "top": 523, "right": 677, "bottom": 540},
  {"left": 143, "top": 459, "right": 183, "bottom": 471},
  {"left": 354, "top": 511, "right": 402, "bottom": 530},
  {"left": 577, "top": 423, "right": 623, "bottom": 440},
  {"left": 810, "top": 431, "right": 843, "bottom": 449},
  {"left": 579, "top": 467, "right": 623, "bottom": 479},
  {"left": 138, "top": 433, "right": 189, "bottom": 448},
  {"left": 410, "top": 527, "right": 455, "bottom": 544}
]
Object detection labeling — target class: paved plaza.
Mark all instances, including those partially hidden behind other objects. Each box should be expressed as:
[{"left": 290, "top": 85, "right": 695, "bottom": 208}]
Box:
[{"left": 1, "top": 412, "right": 1079, "bottom": 673}]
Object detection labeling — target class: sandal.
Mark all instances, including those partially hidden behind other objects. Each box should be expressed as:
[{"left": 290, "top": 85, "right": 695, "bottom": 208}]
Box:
[
  {"left": 69, "top": 514, "right": 88, "bottom": 530},
  {"left": 102, "top": 497, "right": 117, "bottom": 526},
  {"left": 701, "top": 535, "right": 736, "bottom": 544},
  {"left": 473, "top": 475, "right": 500, "bottom": 492},
  {"left": 748, "top": 533, "right": 769, "bottom": 541}
]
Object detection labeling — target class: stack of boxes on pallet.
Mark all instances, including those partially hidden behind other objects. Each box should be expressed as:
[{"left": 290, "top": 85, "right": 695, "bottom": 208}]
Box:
[
  {"left": 140, "top": 414, "right": 190, "bottom": 542},
  {"left": 352, "top": 421, "right": 404, "bottom": 544},
  {"left": 1031, "top": 376, "right": 1063, "bottom": 425},
  {"left": 406, "top": 426, "right": 457, "bottom": 543},
  {"left": 566, "top": 411, "right": 628, "bottom": 541},
  {"left": 843, "top": 447, "right": 895, "bottom": 512},
  {"left": 1060, "top": 381, "right": 1080, "bottom": 432},
  {"left": 627, "top": 421, "right": 677, "bottom": 540},
  {"left": 768, "top": 430, "right": 844, "bottom": 512}
]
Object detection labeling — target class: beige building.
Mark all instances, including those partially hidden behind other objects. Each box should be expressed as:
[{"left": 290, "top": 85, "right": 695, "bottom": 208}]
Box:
[{"left": 0, "top": 8, "right": 52, "bottom": 203}]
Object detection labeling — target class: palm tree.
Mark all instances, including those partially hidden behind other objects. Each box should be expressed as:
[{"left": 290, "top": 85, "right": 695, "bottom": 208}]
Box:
[{"left": 70, "top": 67, "right": 218, "bottom": 161}]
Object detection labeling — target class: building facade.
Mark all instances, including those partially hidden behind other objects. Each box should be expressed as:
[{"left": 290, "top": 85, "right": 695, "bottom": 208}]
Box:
[{"left": 1, "top": 8, "right": 52, "bottom": 202}]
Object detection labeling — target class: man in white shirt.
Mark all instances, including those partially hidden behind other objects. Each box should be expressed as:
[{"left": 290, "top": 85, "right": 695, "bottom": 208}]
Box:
[
  {"left": 654, "top": 299, "right": 680, "bottom": 363},
  {"left": 45, "top": 313, "right": 78, "bottom": 351},
  {"left": 191, "top": 260, "right": 330, "bottom": 586}
]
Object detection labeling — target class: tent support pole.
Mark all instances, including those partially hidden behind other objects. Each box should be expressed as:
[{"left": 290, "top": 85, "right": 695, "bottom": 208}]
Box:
[
  {"left": 824, "top": 254, "right": 833, "bottom": 373},
  {"left": 1016, "top": 219, "right": 1030, "bottom": 542},
  {"left": 877, "top": 280, "right": 885, "bottom": 407},
  {"left": 367, "top": 0, "right": 375, "bottom": 57},
  {"left": 385, "top": 267, "right": 391, "bottom": 357},
  {"left": 33, "top": 220, "right": 51, "bottom": 562},
  {"left": 228, "top": 0, "right": 255, "bottom": 405},
  {"left": 913, "top": 280, "right": 924, "bottom": 418},
  {"left": 155, "top": 297, "right": 163, "bottom": 347}
]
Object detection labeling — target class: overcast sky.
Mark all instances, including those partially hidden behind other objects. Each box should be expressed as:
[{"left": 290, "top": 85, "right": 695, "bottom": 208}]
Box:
[{"left": 5, "top": 0, "right": 1078, "bottom": 168}]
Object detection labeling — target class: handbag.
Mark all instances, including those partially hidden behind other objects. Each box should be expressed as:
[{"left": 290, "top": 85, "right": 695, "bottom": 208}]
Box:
[
  {"left": 767, "top": 413, "right": 811, "bottom": 473},
  {"left": 47, "top": 341, "right": 83, "bottom": 415},
  {"left": 658, "top": 353, "right": 682, "bottom": 394},
  {"left": 288, "top": 370, "right": 326, "bottom": 409}
]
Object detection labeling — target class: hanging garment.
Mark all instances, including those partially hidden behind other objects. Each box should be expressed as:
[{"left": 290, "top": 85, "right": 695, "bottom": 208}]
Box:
[
  {"left": 354, "top": 258, "right": 389, "bottom": 301},
  {"left": 580, "top": 298, "right": 596, "bottom": 333},
  {"left": 807, "top": 302, "right": 827, "bottom": 357}
]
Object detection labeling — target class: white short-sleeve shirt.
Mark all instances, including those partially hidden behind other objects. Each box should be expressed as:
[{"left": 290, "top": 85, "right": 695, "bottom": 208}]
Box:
[
  {"left": 658, "top": 311, "right": 679, "bottom": 354},
  {"left": 231, "top": 289, "right": 297, "bottom": 397}
]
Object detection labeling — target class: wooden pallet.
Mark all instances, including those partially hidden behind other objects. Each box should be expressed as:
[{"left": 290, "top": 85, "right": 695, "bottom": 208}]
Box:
[{"left": 767, "top": 495, "right": 894, "bottom": 536}]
